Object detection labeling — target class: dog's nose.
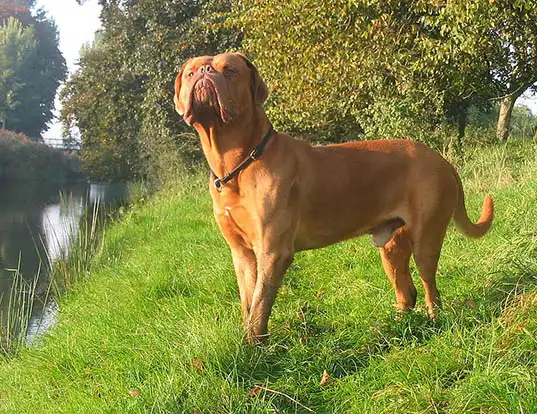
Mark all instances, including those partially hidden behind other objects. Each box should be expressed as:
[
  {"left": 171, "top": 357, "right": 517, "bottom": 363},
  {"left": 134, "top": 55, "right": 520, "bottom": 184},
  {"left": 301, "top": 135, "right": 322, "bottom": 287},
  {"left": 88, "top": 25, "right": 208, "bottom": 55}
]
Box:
[{"left": 198, "top": 64, "right": 215, "bottom": 75}]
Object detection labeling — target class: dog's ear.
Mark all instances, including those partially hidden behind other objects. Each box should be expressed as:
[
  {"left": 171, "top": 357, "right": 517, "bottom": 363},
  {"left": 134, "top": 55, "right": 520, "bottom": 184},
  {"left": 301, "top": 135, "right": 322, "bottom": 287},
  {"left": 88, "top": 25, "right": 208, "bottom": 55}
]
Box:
[
  {"left": 174, "top": 61, "right": 188, "bottom": 115},
  {"left": 236, "top": 53, "right": 269, "bottom": 105}
]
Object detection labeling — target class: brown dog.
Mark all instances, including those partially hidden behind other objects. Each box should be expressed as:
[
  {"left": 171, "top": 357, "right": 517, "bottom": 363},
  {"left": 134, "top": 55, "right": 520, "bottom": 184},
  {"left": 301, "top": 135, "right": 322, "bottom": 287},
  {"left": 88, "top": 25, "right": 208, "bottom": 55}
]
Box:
[{"left": 174, "top": 53, "right": 493, "bottom": 344}]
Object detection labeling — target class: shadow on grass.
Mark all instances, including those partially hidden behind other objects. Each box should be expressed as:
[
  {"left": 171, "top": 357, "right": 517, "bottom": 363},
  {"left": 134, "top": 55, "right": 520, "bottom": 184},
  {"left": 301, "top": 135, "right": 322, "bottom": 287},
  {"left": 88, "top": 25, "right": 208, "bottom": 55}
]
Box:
[
  {"left": 206, "top": 249, "right": 537, "bottom": 411},
  {"left": 479, "top": 258, "right": 537, "bottom": 314}
]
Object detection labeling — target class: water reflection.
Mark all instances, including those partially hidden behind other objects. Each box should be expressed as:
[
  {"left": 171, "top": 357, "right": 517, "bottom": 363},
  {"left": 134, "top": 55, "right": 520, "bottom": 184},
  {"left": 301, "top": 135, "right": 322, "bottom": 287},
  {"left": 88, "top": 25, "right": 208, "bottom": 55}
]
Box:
[{"left": 0, "top": 182, "right": 128, "bottom": 342}]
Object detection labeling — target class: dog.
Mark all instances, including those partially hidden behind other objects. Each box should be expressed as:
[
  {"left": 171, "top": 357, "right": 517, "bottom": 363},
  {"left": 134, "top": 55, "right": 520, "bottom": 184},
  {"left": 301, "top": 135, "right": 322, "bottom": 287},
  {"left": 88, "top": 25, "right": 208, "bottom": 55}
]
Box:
[{"left": 174, "top": 52, "right": 493, "bottom": 344}]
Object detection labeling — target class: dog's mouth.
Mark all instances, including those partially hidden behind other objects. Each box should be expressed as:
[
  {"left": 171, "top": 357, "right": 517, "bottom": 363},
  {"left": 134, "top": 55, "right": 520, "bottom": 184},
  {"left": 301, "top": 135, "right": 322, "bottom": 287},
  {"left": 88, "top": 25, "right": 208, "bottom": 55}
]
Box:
[{"left": 184, "top": 78, "right": 234, "bottom": 125}]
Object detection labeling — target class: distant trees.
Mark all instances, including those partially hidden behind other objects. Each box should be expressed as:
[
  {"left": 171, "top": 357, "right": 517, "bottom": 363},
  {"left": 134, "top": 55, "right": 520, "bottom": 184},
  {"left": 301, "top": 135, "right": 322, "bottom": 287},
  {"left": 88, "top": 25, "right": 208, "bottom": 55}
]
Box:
[
  {"left": 60, "top": 36, "right": 142, "bottom": 182},
  {"left": 64, "top": 0, "right": 537, "bottom": 182},
  {"left": 61, "top": 0, "right": 241, "bottom": 182},
  {"left": 0, "top": 129, "right": 81, "bottom": 183},
  {"left": 0, "top": 1, "right": 66, "bottom": 139},
  {"left": 0, "top": 18, "right": 36, "bottom": 131}
]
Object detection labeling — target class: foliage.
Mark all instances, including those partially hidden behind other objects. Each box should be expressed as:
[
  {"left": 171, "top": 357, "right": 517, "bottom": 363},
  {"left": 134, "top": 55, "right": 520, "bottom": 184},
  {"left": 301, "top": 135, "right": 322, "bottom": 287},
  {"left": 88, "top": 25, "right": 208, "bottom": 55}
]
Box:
[
  {"left": 0, "top": 17, "right": 36, "bottom": 129},
  {"left": 0, "top": 3, "right": 66, "bottom": 139},
  {"left": 465, "top": 104, "right": 537, "bottom": 144},
  {"left": 510, "top": 105, "right": 537, "bottom": 140},
  {"left": 61, "top": 0, "right": 241, "bottom": 183},
  {"left": 425, "top": 0, "right": 537, "bottom": 141},
  {"left": 60, "top": 36, "right": 143, "bottom": 183},
  {"left": 0, "top": 129, "right": 82, "bottom": 182},
  {"left": 484, "top": 0, "right": 537, "bottom": 97},
  {"left": 64, "top": 0, "right": 537, "bottom": 181},
  {"left": 233, "top": 0, "right": 537, "bottom": 144},
  {"left": 231, "top": 0, "right": 492, "bottom": 143}
]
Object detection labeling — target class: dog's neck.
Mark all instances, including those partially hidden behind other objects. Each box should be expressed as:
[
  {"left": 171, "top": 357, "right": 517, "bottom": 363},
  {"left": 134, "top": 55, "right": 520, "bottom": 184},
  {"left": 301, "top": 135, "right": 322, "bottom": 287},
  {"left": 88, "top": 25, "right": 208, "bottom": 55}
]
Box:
[{"left": 193, "top": 111, "right": 271, "bottom": 181}]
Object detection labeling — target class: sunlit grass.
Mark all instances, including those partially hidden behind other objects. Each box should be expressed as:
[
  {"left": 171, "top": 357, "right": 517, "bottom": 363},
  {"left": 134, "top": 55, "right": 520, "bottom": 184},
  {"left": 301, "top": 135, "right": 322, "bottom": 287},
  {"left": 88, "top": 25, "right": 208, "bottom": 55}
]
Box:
[{"left": 0, "top": 141, "right": 536, "bottom": 412}]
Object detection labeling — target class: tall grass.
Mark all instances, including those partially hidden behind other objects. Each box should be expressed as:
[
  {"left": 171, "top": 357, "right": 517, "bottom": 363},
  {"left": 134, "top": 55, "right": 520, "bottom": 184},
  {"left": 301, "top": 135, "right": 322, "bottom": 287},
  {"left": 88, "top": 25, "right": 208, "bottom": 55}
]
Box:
[
  {"left": 0, "top": 257, "right": 39, "bottom": 355},
  {"left": 49, "top": 196, "right": 104, "bottom": 297}
]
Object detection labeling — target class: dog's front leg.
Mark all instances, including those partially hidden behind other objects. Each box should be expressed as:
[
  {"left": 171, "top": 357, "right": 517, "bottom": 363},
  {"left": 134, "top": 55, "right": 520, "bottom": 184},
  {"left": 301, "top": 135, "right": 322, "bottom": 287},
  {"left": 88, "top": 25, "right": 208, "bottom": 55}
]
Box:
[
  {"left": 246, "top": 245, "right": 294, "bottom": 345},
  {"left": 230, "top": 246, "right": 257, "bottom": 327}
]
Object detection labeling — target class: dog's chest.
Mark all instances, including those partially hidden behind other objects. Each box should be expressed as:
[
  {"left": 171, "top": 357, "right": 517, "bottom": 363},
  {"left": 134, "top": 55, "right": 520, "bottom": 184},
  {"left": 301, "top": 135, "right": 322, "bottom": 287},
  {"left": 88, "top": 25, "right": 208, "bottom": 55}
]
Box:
[{"left": 213, "top": 195, "right": 256, "bottom": 248}]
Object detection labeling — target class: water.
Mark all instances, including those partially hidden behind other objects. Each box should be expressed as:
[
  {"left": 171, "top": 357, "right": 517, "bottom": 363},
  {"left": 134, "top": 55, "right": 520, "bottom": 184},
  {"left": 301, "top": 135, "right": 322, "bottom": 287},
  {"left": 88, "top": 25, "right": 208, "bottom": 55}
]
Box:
[{"left": 0, "top": 181, "right": 128, "bottom": 342}]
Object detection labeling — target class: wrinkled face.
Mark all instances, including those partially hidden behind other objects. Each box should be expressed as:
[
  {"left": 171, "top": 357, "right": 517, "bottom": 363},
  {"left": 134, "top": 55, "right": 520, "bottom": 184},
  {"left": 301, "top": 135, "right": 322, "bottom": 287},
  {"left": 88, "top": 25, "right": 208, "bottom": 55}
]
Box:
[{"left": 174, "top": 53, "right": 269, "bottom": 126}]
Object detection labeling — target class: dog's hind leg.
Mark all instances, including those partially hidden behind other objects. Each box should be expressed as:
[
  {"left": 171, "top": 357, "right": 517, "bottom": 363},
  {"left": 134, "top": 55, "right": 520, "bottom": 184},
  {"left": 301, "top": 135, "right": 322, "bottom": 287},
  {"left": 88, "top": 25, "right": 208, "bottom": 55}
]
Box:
[
  {"left": 412, "top": 219, "right": 450, "bottom": 319},
  {"left": 379, "top": 226, "right": 417, "bottom": 311}
]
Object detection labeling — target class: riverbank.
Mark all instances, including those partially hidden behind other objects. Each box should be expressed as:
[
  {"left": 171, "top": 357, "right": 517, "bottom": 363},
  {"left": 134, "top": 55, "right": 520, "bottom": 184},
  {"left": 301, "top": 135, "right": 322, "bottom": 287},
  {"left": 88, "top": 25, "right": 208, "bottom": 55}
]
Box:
[
  {"left": 0, "top": 181, "right": 130, "bottom": 355},
  {"left": 0, "top": 142, "right": 536, "bottom": 412}
]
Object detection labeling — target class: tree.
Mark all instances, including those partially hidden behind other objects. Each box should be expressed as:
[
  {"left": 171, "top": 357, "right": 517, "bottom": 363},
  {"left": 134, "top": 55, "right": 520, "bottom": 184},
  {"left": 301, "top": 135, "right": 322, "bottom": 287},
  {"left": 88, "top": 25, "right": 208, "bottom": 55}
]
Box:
[
  {"left": 429, "top": 0, "right": 537, "bottom": 141},
  {"left": 0, "top": 3, "right": 66, "bottom": 139},
  {"left": 0, "top": 1, "right": 36, "bottom": 26},
  {"left": 234, "top": 0, "right": 537, "bottom": 145},
  {"left": 0, "top": 17, "right": 36, "bottom": 130},
  {"left": 487, "top": 1, "right": 537, "bottom": 141},
  {"left": 232, "top": 0, "right": 499, "bottom": 145},
  {"left": 60, "top": 37, "right": 143, "bottom": 182},
  {"left": 61, "top": 0, "right": 241, "bottom": 182}
]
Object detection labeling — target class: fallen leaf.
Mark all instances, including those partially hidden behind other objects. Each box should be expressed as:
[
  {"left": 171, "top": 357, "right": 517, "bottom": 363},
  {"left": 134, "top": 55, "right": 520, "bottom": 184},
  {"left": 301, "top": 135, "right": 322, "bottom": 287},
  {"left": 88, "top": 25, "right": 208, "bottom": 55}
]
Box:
[
  {"left": 320, "top": 370, "right": 333, "bottom": 387},
  {"left": 189, "top": 358, "right": 206, "bottom": 372},
  {"left": 248, "top": 385, "right": 263, "bottom": 397},
  {"left": 128, "top": 388, "right": 140, "bottom": 397},
  {"left": 315, "top": 291, "right": 326, "bottom": 298}
]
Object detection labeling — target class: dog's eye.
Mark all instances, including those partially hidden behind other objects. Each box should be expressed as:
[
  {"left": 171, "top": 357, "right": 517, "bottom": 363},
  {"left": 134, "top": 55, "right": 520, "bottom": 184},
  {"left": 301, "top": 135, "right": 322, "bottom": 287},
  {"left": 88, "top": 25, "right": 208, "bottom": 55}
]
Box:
[
  {"left": 223, "top": 66, "right": 237, "bottom": 76},
  {"left": 187, "top": 72, "right": 194, "bottom": 78}
]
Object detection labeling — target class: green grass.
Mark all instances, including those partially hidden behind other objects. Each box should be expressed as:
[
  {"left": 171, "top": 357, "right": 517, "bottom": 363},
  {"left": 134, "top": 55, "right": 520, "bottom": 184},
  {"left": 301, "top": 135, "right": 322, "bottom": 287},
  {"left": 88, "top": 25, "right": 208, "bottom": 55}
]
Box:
[{"left": 0, "top": 141, "right": 536, "bottom": 413}]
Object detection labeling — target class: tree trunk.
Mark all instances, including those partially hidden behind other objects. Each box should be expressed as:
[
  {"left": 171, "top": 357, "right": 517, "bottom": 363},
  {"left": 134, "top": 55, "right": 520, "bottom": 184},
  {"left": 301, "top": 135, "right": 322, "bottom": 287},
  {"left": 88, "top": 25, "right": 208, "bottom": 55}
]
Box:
[
  {"left": 496, "top": 95, "right": 518, "bottom": 141},
  {"left": 457, "top": 104, "right": 469, "bottom": 147}
]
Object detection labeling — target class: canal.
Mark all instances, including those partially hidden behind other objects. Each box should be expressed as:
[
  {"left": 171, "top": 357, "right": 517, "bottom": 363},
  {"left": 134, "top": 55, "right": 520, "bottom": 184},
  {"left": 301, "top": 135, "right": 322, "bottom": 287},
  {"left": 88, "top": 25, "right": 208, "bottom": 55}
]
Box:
[{"left": 0, "top": 181, "right": 127, "bottom": 343}]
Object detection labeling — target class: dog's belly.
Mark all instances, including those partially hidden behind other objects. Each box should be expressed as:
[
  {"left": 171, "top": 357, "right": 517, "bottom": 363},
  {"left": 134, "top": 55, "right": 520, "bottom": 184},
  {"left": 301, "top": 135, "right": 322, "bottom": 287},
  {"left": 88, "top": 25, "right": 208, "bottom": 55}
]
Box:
[
  {"left": 290, "top": 141, "right": 417, "bottom": 251},
  {"left": 294, "top": 203, "right": 401, "bottom": 251},
  {"left": 294, "top": 225, "right": 368, "bottom": 251},
  {"left": 292, "top": 176, "right": 410, "bottom": 251}
]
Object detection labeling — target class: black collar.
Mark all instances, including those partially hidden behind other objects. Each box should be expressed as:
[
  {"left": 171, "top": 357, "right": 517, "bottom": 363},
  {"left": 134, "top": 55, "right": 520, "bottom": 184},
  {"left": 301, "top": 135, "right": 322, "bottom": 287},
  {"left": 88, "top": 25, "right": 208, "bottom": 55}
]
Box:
[{"left": 211, "top": 124, "right": 274, "bottom": 192}]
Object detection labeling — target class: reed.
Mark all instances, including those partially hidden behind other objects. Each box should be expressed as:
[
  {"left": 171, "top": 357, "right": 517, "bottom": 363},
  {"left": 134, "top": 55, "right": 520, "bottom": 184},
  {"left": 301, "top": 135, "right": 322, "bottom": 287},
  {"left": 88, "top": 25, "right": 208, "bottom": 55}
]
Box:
[
  {"left": 48, "top": 195, "right": 105, "bottom": 298},
  {"left": 0, "top": 256, "right": 39, "bottom": 355}
]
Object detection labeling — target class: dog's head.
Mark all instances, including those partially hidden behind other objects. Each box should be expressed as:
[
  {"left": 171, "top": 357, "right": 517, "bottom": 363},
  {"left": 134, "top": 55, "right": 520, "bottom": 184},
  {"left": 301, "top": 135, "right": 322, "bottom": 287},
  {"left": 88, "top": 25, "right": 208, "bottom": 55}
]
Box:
[{"left": 174, "top": 53, "right": 269, "bottom": 126}]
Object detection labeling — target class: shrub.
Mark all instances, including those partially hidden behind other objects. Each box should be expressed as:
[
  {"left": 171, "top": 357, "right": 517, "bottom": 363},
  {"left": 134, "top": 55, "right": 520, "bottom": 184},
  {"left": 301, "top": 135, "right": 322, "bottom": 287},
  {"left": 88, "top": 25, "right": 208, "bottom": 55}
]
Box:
[{"left": 0, "top": 129, "right": 82, "bottom": 183}]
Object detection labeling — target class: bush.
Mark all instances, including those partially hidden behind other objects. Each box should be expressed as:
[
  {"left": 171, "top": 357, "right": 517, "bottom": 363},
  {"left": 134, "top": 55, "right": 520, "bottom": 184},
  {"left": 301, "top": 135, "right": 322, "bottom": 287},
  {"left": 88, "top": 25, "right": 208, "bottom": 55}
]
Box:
[{"left": 0, "top": 129, "right": 82, "bottom": 183}]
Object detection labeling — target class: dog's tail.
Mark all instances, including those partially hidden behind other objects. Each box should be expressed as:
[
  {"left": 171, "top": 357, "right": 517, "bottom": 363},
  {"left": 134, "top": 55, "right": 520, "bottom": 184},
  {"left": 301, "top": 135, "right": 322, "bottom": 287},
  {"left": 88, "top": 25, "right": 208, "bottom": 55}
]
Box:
[{"left": 452, "top": 169, "right": 494, "bottom": 238}]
